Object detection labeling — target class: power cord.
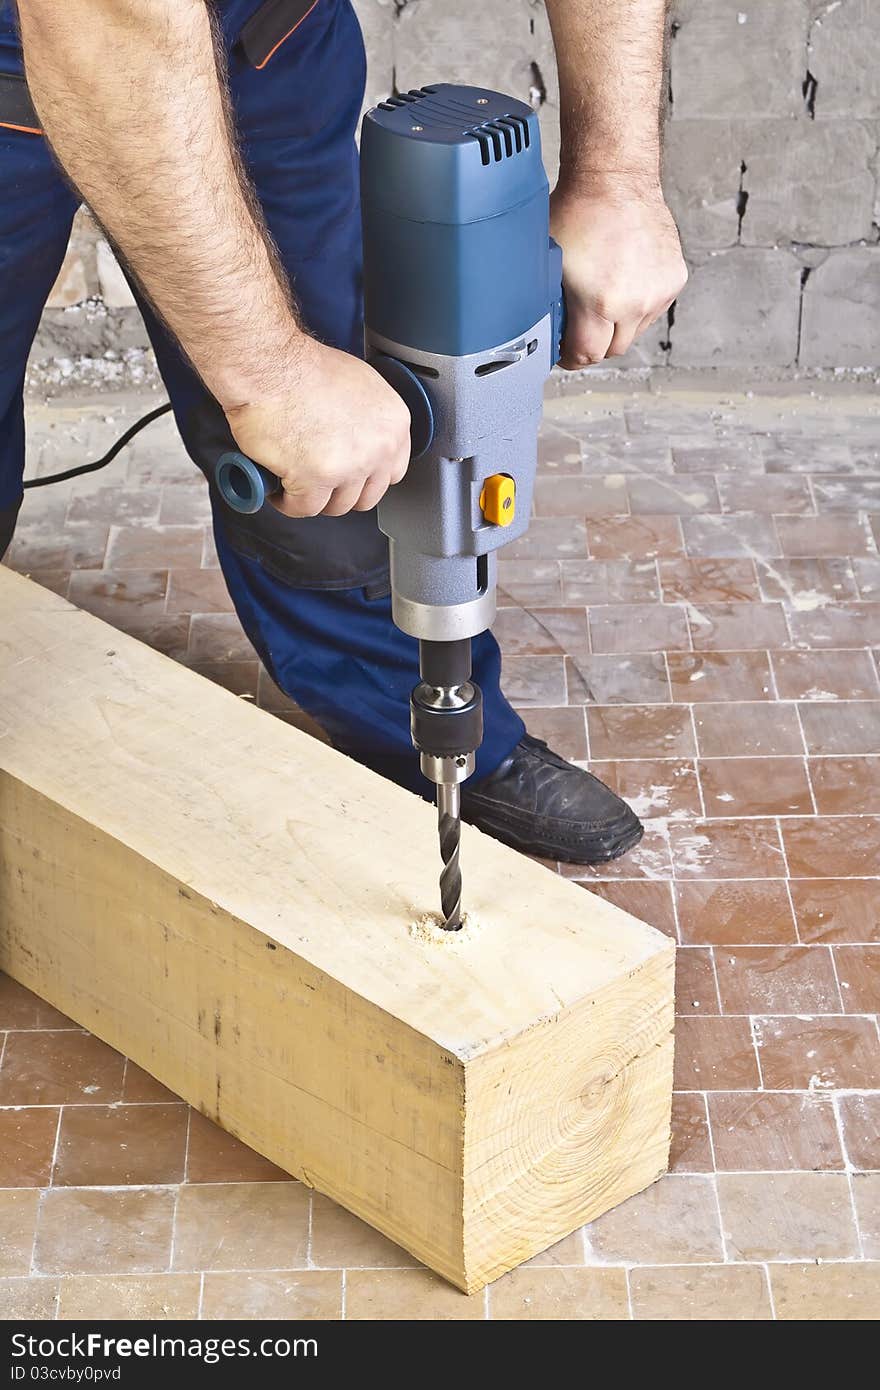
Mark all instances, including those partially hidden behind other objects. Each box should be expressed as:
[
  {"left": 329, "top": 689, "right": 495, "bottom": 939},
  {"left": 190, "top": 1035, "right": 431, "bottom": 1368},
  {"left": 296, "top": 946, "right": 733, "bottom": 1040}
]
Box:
[{"left": 23, "top": 401, "right": 173, "bottom": 490}]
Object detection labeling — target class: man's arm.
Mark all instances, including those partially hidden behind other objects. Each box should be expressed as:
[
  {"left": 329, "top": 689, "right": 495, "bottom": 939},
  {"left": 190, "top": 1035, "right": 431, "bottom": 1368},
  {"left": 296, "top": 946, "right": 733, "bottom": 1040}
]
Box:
[
  {"left": 544, "top": 0, "right": 687, "bottom": 365},
  {"left": 18, "top": 0, "right": 410, "bottom": 517}
]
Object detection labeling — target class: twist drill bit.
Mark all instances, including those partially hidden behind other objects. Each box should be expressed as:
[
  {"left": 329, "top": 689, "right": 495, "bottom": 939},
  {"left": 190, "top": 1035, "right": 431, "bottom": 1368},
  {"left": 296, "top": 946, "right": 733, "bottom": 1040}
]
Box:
[{"left": 437, "top": 782, "right": 463, "bottom": 931}]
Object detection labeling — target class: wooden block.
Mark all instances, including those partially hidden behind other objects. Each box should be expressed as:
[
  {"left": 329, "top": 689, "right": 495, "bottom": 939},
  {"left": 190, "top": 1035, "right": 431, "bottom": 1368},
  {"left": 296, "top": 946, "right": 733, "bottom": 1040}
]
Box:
[{"left": 0, "top": 568, "right": 674, "bottom": 1292}]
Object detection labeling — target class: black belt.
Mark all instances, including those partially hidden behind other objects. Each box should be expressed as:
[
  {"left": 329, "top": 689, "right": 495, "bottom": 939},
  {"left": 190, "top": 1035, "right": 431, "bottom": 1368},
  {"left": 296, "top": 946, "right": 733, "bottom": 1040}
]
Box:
[{"left": 0, "top": 73, "right": 40, "bottom": 134}]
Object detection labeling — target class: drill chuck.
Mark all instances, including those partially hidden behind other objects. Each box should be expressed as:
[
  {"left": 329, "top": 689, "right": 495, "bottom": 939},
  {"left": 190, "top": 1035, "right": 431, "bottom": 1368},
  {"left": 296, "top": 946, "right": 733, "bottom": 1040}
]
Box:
[{"left": 411, "top": 638, "right": 482, "bottom": 787}]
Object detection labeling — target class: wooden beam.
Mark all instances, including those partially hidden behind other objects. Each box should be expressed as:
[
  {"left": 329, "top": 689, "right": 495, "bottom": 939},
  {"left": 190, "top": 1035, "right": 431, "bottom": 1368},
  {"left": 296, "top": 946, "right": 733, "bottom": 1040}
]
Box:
[{"left": 0, "top": 567, "right": 674, "bottom": 1293}]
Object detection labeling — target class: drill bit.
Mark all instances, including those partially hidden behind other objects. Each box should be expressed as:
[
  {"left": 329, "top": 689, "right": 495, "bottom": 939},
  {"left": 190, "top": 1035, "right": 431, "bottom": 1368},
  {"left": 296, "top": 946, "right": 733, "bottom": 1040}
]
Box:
[{"left": 437, "top": 781, "right": 463, "bottom": 931}]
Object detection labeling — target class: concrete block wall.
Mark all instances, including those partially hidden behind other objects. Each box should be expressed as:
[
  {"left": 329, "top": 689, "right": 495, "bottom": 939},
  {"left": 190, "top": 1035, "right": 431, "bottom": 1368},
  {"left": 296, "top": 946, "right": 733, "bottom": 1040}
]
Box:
[{"left": 35, "top": 0, "right": 880, "bottom": 376}]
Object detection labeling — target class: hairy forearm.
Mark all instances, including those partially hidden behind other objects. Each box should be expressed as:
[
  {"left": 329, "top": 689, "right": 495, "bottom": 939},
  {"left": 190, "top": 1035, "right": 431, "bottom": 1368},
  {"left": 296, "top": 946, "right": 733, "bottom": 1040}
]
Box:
[
  {"left": 544, "top": 0, "right": 668, "bottom": 189},
  {"left": 18, "top": 0, "right": 301, "bottom": 408}
]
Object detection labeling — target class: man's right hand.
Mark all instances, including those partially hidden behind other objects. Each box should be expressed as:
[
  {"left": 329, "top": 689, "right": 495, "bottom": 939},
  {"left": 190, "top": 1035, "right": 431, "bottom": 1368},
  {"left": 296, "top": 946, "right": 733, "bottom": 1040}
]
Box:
[{"left": 225, "top": 340, "right": 412, "bottom": 518}]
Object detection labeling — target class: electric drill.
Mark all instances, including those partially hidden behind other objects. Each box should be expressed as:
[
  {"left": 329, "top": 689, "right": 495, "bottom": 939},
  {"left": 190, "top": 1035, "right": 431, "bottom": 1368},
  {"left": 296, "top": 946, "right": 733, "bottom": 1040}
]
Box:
[{"left": 216, "top": 83, "right": 563, "bottom": 930}]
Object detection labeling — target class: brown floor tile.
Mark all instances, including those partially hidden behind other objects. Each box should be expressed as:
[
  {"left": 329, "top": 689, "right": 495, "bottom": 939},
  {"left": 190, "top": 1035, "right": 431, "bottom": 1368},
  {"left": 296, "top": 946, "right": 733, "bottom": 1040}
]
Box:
[
  {"left": 67, "top": 485, "right": 160, "bottom": 527},
  {"left": 166, "top": 568, "right": 234, "bottom": 615},
  {"left": 839, "top": 1094, "right": 880, "bottom": 1170},
  {"left": 566, "top": 652, "right": 670, "bottom": 704},
  {"left": 589, "top": 759, "right": 701, "bottom": 820},
  {"left": 771, "top": 648, "right": 879, "bottom": 701},
  {"left": 122, "top": 1063, "right": 178, "bottom": 1104},
  {"left": 53, "top": 1103, "right": 188, "bottom": 1186},
  {"left": 0, "top": 1107, "right": 59, "bottom": 1186},
  {"left": 676, "top": 948, "right": 720, "bottom": 1015},
  {"left": 490, "top": 1266, "right": 629, "bottom": 1320},
  {"left": 782, "top": 816, "right": 880, "bottom": 878},
  {"left": 660, "top": 558, "right": 760, "bottom": 604},
  {"left": 689, "top": 602, "right": 790, "bottom": 652},
  {"left": 812, "top": 477, "right": 880, "bottom": 512},
  {"left": 694, "top": 703, "right": 804, "bottom": 757},
  {"left": 775, "top": 515, "right": 875, "bottom": 557},
  {"left": 669, "top": 820, "right": 785, "bottom": 880},
  {"left": 500, "top": 655, "right": 567, "bottom": 705},
  {"left": 157, "top": 483, "right": 213, "bottom": 527},
  {"left": 833, "top": 945, "right": 880, "bottom": 1013},
  {"left": 496, "top": 558, "right": 562, "bottom": 606},
  {"left": 754, "top": 1015, "right": 880, "bottom": 1090},
  {"left": 762, "top": 438, "right": 854, "bottom": 474},
  {"left": 67, "top": 568, "right": 169, "bottom": 625},
  {"left": 675, "top": 880, "right": 797, "bottom": 946},
  {"left": 584, "top": 1175, "right": 722, "bottom": 1264},
  {"left": 201, "top": 1270, "right": 342, "bottom": 1320},
  {"left": 186, "top": 1110, "right": 292, "bottom": 1184},
  {"left": 770, "top": 1261, "right": 880, "bottom": 1320},
  {"left": 714, "top": 945, "right": 840, "bottom": 1014},
  {"left": 532, "top": 474, "right": 630, "bottom": 518},
  {"left": 34, "top": 1189, "right": 175, "bottom": 1276},
  {"left": 191, "top": 661, "right": 260, "bottom": 701},
  {"left": 799, "top": 702, "right": 880, "bottom": 756},
  {"left": 787, "top": 601, "right": 880, "bottom": 649},
  {"left": 587, "top": 705, "right": 695, "bottom": 760},
  {"left": 791, "top": 879, "right": 880, "bottom": 944},
  {"left": 586, "top": 514, "right": 684, "bottom": 560},
  {"left": 561, "top": 559, "right": 659, "bottom": 604},
  {"left": 718, "top": 1173, "right": 859, "bottom": 1261},
  {"left": 0, "top": 975, "right": 73, "bottom": 1030},
  {"left": 519, "top": 707, "right": 587, "bottom": 761},
  {"left": 0, "top": 1277, "right": 58, "bottom": 1320},
  {"left": 853, "top": 556, "right": 880, "bottom": 598},
  {"left": 0, "top": 1031, "right": 125, "bottom": 1106},
  {"left": 673, "top": 441, "right": 762, "bottom": 472},
  {"left": 756, "top": 557, "right": 858, "bottom": 604},
  {"left": 537, "top": 425, "right": 583, "bottom": 474},
  {"left": 107, "top": 524, "right": 204, "bottom": 570},
  {"left": 172, "top": 1183, "right": 309, "bottom": 1271},
  {"left": 627, "top": 474, "right": 720, "bottom": 515},
  {"left": 853, "top": 1173, "right": 880, "bottom": 1258},
  {"left": 718, "top": 474, "right": 813, "bottom": 515},
  {"left": 0, "top": 1191, "right": 39, "bottom": 1276},
  {"left": 708, "top": 1092, "right": 843, "bottom": 1171},
  {"left": 503, "top": 516, "right": 588, "bottom": 562},
  {"left": 256, "top": 666, "right": 300, "bottom": 714},
  {"left": 673, "top": 1017, "right": 760, "bottom": 1090},
  {"left": 521, "top": 1231, "right": 585, "bottom": 1266},
  {"left": 630, "top": 1264, "right": 771, "bottom": 1320},
  {"left": 57, "top": 1273, "right": 201, "bottom": 1320},
  {"left": 699, "top": 756, "right": 813, "bottom": 818},
  {"left": 682, "top": 513, "right": 779, "bottom": 560},
  {"left": 111, "top": 613, "right": 190, "bottom": 661},
  {"left": 669, "top": 1093, "right": 713, "bottom": 1173},
  {"left": 589, "top": 602, "right": 690, "bottom": 654},
  {"left": 493, "top": 605, "right": 589, "bottom": 657},
  {"left": 186, "top": 613, "right": 253, "bottom": 664},
  {"left": 667, "top": 650, "right": 774, "bottom": 703},
  {"left": 345, "top": 1269, "right": 482, "bottom": 1320},
  {"left": 810, "top": 756, "right": 880, "bottom": 814},
  {"left": 8, "top": 524, "right": 110, "bottom": 573},
  {"left": 310, "top": 1192, "right": 418, "bottom": 1269},
  {"left": 584, "top": 881, "right": 678, "bottom": 938}
]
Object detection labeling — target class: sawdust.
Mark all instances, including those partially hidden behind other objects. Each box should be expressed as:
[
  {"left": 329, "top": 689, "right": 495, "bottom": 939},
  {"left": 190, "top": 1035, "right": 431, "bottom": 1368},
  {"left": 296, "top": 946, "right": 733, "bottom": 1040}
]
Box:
[{"left": 409, "top": 910, "right": 481, "bottom": 947}]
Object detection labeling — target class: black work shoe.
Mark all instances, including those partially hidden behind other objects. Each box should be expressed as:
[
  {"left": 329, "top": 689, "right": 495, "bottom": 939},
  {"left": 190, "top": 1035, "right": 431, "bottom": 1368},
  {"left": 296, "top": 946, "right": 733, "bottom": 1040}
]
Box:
[{"left": 460, "top": 734, "right": 644, "bottom": 864}]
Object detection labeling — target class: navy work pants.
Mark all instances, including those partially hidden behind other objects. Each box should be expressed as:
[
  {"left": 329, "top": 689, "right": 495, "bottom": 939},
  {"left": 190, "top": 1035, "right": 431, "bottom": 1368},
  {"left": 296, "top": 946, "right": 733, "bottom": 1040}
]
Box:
[{"left": 0, "top": 0, "right": 524, "bottom": 794}]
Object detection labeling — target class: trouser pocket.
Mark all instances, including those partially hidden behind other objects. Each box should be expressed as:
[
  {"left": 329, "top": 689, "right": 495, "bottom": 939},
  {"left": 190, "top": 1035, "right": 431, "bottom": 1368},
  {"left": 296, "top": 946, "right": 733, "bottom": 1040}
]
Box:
[
  {"left": 0, "top": 73, "right": 41, "bottom": 134},
  {"left": 238, "top": 0, "right": 323, "bottom": 69}
]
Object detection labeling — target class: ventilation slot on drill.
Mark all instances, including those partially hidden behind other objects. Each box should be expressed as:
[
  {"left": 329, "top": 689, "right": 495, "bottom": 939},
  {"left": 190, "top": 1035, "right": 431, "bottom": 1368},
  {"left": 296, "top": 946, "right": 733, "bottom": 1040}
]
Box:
[{"left": 467, "top": 114, "right": 530, "bottom": 164}]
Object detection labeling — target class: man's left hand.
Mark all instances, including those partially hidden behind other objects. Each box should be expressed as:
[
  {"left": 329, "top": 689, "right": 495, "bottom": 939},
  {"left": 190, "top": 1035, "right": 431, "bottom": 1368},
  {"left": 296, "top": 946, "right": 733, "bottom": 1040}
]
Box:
[{"left": 550, "top": 173, "right": 688, "bottom": 367}]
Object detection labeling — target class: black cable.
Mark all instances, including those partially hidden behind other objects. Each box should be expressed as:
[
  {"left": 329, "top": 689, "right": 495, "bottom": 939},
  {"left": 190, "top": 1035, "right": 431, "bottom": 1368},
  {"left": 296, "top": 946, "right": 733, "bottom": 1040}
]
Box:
[{"left": 23, "top": 401, "right": 173, "bottom": 490}]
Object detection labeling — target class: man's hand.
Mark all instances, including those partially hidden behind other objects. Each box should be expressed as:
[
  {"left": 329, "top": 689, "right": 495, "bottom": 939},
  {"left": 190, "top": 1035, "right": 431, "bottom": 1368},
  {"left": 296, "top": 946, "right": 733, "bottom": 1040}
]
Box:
[
  {"left": 551, "top": 174, "right": 687, "bottom": 367},
  {"left": 226, "top": 341, "right": 411, "bottom": 518}
]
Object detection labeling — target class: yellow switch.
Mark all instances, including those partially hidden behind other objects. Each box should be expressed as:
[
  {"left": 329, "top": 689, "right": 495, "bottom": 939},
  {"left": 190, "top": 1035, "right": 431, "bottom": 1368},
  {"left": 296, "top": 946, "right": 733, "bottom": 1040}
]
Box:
[{"left": 480, "top": 474, "right": 516, "bottom": 526}]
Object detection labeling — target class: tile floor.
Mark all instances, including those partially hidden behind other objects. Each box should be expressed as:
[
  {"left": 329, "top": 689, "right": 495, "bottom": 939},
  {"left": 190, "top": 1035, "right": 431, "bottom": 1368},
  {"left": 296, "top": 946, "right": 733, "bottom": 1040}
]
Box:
[{"left": 1, "top": 384, "right": 879, "bottom": 1321}]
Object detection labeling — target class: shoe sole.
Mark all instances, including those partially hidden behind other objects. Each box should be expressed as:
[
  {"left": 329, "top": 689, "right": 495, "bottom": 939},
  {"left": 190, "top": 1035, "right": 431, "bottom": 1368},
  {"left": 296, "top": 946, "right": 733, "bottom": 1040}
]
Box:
[{"left": 464, "top": 809, "right": 645, "bottom": 867}]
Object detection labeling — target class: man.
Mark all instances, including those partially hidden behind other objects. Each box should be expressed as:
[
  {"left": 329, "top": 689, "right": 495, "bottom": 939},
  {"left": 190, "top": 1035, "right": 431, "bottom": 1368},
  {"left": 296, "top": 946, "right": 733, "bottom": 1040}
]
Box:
[{"left": 0, "top": 0, "right": 686, "bottom": 863}]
